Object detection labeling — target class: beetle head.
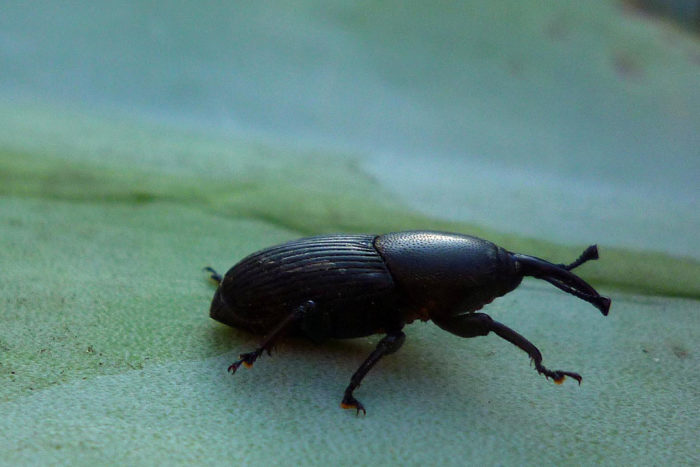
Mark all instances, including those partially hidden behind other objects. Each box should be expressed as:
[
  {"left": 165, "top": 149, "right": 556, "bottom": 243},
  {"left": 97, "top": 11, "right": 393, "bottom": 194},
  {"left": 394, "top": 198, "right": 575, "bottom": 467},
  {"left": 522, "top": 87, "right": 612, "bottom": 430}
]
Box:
[{"left": 513, "top": 245, "right": 610, "bottom": 315}]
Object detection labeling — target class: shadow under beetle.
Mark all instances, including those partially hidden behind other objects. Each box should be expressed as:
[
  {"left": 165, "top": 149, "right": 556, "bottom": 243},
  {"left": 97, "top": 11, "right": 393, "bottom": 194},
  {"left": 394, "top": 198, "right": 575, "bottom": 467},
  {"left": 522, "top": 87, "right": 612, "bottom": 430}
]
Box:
[{"left": 206, "top": 231, "right": 610, "bottom": 415}]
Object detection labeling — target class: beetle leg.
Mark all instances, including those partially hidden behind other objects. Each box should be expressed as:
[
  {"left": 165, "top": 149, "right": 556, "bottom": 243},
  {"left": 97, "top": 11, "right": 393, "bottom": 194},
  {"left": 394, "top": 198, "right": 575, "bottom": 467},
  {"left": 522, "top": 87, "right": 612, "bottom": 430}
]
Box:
[
  {"left": 228, "top": 300, "right": 316, "bottom": 374},
  {"left": 204, "top": 267, "right": 223, "bottom": 285},
  {"left": 341, "top": 330, "right": 405, "bottom": 416},
  {"left": 433, "top": 313, "right": 582, "bottom": 385}
]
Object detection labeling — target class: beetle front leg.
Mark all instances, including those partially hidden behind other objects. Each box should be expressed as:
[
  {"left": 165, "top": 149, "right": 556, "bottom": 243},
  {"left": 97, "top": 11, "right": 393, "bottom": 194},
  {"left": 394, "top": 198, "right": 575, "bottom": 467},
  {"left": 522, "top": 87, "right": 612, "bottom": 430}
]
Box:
[
  {"left": 433, "top": 313, "right": 582, "bottom": 385},
  {"left": 228, "top": 300, "right": 316, "bottom": 374},
  {"left": 341, "top": 330, "right": 405, "bottom": 416}
]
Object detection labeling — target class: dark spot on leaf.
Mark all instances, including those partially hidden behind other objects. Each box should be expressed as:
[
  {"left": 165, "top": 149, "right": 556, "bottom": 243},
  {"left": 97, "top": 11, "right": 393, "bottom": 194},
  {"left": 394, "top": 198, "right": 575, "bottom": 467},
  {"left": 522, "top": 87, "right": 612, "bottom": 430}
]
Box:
[
  {"left": 671, "top": 345, "right": 689, "bottom": 359},
  {"left": 612, "top": 51, "right": 644, "bottom": 80}
]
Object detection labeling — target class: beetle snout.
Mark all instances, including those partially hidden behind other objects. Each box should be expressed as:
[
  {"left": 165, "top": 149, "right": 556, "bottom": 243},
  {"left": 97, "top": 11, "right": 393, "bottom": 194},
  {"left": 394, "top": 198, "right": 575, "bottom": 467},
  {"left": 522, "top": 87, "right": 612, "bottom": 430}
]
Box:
[{"left": 512, "top": 248, "right": 610, "bottom": 315}]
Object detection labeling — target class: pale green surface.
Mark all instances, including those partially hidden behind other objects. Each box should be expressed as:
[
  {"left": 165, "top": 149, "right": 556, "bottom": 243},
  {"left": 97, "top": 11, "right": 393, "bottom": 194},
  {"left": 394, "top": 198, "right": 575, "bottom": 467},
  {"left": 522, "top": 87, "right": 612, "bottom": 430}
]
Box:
[{"left": 1, "top": 1, "right": 700, "bottom": 466}]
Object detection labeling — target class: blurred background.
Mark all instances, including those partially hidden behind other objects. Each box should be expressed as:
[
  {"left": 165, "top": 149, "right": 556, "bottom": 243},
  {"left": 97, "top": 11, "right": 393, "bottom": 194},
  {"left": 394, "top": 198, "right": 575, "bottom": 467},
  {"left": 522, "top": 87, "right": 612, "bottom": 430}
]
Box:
[{"left": 1, "top": 0, "right": 698, "bottom": 256}]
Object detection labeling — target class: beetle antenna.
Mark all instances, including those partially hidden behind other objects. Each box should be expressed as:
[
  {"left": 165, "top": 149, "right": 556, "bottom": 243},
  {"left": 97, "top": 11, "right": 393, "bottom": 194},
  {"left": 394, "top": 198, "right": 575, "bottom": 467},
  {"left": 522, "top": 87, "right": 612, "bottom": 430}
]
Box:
[{"left": 562, "top": 245, "right": 599, "bottom": 270}]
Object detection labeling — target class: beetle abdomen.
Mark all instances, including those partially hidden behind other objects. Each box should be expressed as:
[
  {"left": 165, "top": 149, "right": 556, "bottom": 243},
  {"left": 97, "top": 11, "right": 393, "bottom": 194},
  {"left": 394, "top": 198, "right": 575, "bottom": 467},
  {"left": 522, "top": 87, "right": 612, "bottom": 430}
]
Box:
[{"left": 212, "top": 234, "right": 396, "bottom": 337}]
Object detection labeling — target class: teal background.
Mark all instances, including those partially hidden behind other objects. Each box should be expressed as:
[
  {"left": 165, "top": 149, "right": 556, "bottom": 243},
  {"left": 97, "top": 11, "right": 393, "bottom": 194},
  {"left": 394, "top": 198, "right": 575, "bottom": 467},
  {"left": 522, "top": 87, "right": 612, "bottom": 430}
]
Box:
[{"left": 1, "top": 1, "right": 698, "bottom": 465}]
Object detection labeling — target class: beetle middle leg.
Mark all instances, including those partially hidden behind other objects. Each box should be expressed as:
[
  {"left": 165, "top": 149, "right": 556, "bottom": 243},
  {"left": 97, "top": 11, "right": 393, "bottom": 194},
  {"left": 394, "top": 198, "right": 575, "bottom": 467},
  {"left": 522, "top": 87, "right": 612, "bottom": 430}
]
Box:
[
  {"left": 227, "top": 300, "right": 316, "bottom": 374},
  {"left": 433, "top": 313, "right": 582, "bottom": 384},
  {"left": 341, "top": 330, "right": 405, "bottom": 416}
]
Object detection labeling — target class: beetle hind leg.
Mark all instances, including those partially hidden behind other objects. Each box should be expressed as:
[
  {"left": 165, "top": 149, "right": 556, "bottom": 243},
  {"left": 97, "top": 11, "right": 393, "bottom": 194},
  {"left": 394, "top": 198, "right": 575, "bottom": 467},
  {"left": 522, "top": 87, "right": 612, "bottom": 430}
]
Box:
[
  {"left": 433, "top": 313, "right": 582, "bottom": 385},
  {"left": 204, "top": 267, "right": 223, "bottom": 285},
  {"left": 228, "top": 300, "right": 316, "bottom": 374}
]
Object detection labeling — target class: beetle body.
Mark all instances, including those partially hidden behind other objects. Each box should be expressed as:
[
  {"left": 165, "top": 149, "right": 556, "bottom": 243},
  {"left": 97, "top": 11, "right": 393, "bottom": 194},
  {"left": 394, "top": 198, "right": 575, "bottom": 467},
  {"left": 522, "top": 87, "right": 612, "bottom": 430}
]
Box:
[
  {"left": 208, "top": 230, "right": 610, "bottom": 414},
  {"left": 211, "top": 232, "right": 522, "bottom": 337}
]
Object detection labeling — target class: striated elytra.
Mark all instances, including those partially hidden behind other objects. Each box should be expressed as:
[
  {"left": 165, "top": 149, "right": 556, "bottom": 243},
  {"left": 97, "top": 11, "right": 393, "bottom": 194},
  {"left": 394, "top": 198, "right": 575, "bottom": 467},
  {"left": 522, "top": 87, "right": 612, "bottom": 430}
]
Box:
[{"left": 206, "top": 231, "right": 610, "bottom": 415}]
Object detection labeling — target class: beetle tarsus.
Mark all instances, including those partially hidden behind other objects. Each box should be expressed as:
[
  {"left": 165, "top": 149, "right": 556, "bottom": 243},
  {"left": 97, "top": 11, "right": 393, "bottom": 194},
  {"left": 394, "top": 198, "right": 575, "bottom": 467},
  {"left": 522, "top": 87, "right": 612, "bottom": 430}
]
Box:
[
  {"left": 534, "top": 362, "right": 582, "bottom": 385},
  {"left": 228, "top": 350, "right": 262, "bottom": 373},
  {"left": 341, "top": 394, "right": 366, "bottom": 416},
  {"left": 227, "top": 361, "right": 242, "bottom": 373}
]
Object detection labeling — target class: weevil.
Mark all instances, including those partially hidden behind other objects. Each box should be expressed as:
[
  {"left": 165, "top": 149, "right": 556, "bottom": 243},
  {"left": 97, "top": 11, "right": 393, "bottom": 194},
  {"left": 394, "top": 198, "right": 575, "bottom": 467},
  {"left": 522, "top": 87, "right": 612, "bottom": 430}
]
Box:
[{"left": 206, "top": 231, "right": 610, "bottom": 414}]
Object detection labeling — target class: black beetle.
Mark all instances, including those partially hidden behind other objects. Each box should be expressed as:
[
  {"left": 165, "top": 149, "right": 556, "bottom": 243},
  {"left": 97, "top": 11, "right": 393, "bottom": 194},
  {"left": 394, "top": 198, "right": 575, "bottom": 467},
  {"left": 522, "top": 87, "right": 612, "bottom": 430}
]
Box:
[{"left": 207, "top": 231, "right": 610, "bottom": 414}]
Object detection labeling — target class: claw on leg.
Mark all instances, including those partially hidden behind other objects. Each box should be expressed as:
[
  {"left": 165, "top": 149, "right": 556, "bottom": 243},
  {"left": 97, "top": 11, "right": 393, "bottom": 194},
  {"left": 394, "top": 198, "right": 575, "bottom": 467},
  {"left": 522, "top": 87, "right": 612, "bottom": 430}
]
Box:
[
  {"left": 341, "top": 393, "right": 366, "bottom": 416},
  {"left": 534, "top": 361, "right": 582, "bottom": 385},
  {"left": 228, "top": 350, "right": 262, "bottom": 374}
]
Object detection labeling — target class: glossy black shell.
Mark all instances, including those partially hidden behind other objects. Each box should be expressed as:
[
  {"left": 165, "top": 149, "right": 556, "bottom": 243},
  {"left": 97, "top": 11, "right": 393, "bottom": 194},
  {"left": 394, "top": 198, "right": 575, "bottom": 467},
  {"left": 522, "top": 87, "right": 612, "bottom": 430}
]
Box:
[
  {"left": 376, "top": 231, "right": 521, "bottom": 320},
  {"left": 210, "top": 231, "right": 521, "bottom": 339}
]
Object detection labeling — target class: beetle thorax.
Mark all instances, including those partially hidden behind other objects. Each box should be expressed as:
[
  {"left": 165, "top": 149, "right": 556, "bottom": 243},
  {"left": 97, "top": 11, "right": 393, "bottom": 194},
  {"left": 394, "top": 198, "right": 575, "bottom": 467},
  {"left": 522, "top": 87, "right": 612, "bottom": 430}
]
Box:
[{"left": 374, "top": 231, "right": 522, "bottom": 320}]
